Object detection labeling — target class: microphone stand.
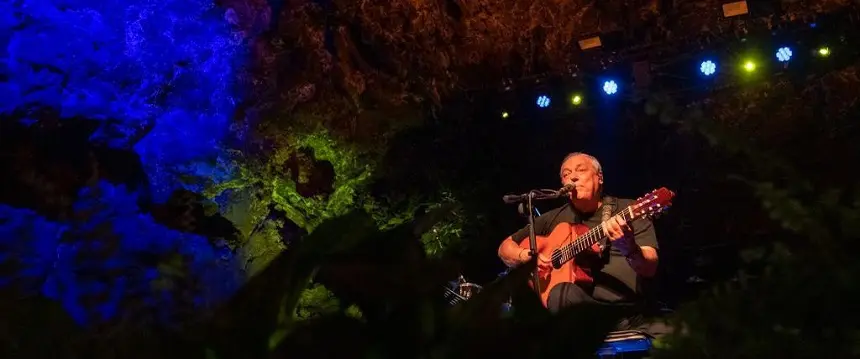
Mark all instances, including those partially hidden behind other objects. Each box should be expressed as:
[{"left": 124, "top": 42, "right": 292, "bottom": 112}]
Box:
[
  {"left": 503, "top": 187, "right": 569, "bottom": 295},
  {"left": 523, "top": 192, "right": 542, "bottom": 294}
]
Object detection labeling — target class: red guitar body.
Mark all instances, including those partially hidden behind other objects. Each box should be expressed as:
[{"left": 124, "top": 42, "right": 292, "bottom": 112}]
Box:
[{"left": 517, "top": 222, "right": 601, "bottom": 307}]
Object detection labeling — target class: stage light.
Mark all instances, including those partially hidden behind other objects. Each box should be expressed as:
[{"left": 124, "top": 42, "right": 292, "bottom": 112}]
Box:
[
  {"left": 700, "top": 60, "right": 717, "bottom": 76},
  {"left": 776, "top": 47, "right": 793, "bottom": 62},
  {"left": 722, "top": 0, "right": 748, "bottom": 17},
  {"left": 536, "top": 95, "right": 551, "bottom": 108},
  {"left": 602, "top": 80, "right": 618, "bottom": 95},
  {"left": 817, "top": 47, "right": 831, "bottom": 57},
  {"left": 501, "top": 111, "right": 509, "bottom": 119},
  {"left": 742, "top": 60, "right": 757, "bottom": 72},
  {"left": 578, "top": 36, "right": 602, "bottom": 50},
  {"left": 571, "top": 94, "right": 583, "bottom": 106}
]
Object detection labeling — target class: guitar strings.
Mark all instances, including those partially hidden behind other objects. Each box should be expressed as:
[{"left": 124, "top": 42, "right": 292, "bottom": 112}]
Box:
[
  {"left": 550, "top": 206, "right": 635, "bottom": 264},
  {"left": 554, "top": 206, "right": 634, "bottom": 261}
]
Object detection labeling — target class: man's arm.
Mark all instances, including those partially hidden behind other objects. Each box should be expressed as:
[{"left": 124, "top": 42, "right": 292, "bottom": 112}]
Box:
[
  {"left": 497, "top": 210, "right": 557, "bottom": 267},
  {"left": 498, "top": 237, "right": 530, "bottom": 267},
  {"left": 624, "top": 217, "right": 659, "bottom": 278},
  {"left": 625, "top": 244, "right": 658, "bottom": 278}
]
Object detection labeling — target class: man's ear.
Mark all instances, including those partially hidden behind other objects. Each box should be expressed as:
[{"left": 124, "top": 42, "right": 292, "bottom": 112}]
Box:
[{"left": 598, "top": 172, "right": 604, "bottom": 185}]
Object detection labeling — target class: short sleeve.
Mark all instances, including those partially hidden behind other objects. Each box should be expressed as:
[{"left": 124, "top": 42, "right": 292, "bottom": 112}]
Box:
[
  {"left": 630, "top": 217, "right": 659, "bottom": 249},
  {"left": 509, "top": 205, "right": 566, "bottom": 244}
]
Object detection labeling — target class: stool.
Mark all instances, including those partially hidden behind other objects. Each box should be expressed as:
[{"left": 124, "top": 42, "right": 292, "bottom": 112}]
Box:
[{"left": 596, "top": 330, "right": 653, "bottom": 358}]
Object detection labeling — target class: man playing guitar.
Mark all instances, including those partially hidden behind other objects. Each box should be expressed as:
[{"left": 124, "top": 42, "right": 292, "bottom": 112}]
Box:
[{"left": 497, "top": 152, "right": 660, "bottom": 313}]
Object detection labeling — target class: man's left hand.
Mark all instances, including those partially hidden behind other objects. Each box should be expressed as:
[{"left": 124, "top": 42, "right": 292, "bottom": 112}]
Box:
[
  {"left": 603, "top": 215, "right": 631, "bottom": 240},
  {"left": 603, "top": 216, "right": 638, "bottom": 256}
]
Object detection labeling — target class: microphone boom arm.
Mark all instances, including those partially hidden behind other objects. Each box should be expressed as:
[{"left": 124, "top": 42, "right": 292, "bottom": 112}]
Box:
[{"left": 502, "top": 183, "right": 574, "bottom": 204}]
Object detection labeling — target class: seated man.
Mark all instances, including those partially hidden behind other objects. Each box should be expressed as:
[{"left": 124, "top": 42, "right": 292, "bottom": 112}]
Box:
[{"left": 497, "top": 152, "right": 660, "bottom": 315}]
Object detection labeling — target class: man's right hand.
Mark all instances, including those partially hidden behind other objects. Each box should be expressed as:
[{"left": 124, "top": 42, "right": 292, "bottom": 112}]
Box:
[
  {"left": 517, "top": 249, "right": 554, "bottom": 274},
  {"left": 536, "top": 252, "right": 554, "bottom": 275},
  {"left": 498, "top": 238, "right": 553, "bottom": 273}
]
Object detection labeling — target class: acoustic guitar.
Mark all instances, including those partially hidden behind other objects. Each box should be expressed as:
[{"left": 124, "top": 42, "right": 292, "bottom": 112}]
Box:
[{"left": 517, "top": 187, "right": 675, "bottom": 306}]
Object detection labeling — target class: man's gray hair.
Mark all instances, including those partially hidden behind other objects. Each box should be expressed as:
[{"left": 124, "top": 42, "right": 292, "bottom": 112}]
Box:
[{"left": 559, "top": 152, "right": 603, "bottom": 177}]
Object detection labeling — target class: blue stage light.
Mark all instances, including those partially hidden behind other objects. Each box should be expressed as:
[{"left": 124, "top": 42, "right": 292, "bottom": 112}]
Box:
[
  {"left": 776, "top": 47, "right": 793, "bottom": 62},
  {"left": 700, "top": 60, "right": 717, "bottom": 76},
  {"left": 536, "top": 95, "right": 551, "bottom": 108},
  {"left": 603, "top": 80, "right": 618, "bottom": 95}
]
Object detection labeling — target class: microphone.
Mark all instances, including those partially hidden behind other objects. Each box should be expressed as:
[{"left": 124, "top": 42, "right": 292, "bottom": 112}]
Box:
[{"left": 558, "top": 183, "right": 576, "bottom": 196}]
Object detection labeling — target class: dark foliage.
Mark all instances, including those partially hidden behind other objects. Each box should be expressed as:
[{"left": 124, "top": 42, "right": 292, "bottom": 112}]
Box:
[
  {"left": 206, "top": 206, "right": 618, "bottom": 359},
  {"left": 1, "top": 204, "right": 626, "bottom": 359}
]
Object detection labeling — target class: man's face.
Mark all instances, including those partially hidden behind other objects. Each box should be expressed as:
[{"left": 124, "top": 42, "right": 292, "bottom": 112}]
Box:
[{"left": 559, "top": 155, "right": 603, "bottom": 202}]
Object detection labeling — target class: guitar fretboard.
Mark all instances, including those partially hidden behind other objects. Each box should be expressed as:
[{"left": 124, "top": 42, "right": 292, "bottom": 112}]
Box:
[{"left": 550, "top": 206, "right": 635, "bottom": 268}]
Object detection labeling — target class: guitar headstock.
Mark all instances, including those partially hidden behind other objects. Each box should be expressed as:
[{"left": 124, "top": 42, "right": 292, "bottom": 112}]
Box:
[{"left": 631, "top": 187, "right": 675, "bottom": 220}]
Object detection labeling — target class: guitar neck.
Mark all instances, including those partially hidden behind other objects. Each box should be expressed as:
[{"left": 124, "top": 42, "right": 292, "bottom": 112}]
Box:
[{"left": 552, "top": 206, "right": 636, "bottom": 267}]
